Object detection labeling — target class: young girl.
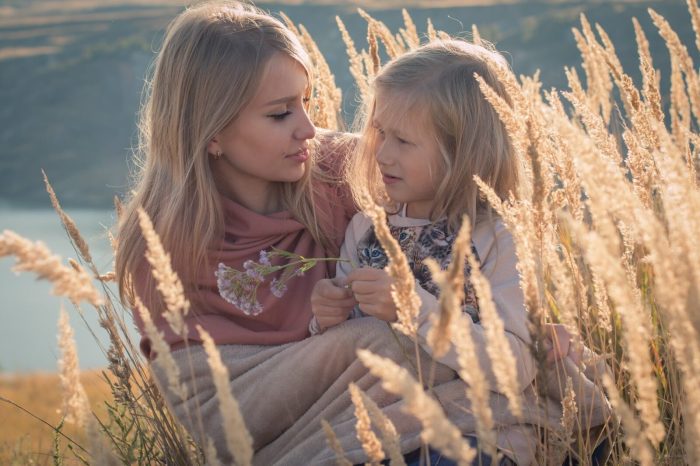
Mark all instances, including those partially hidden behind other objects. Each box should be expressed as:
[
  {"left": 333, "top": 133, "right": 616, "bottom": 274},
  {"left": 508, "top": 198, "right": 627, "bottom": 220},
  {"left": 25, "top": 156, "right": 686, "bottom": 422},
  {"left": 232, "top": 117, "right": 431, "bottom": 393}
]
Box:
[{"left": 311, "top": 40, "right": 537, "bottom": 464}]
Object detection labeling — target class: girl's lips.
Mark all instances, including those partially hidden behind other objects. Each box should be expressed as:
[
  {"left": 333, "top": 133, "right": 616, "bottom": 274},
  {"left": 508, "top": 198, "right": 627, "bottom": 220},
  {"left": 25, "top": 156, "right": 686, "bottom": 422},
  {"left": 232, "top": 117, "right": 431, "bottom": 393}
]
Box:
[
  {"left": 382, "top": 174, "right": 400, "bottom": 185},
  {"left": 286, "top": 148, "right": 309, "bottom": 163}
]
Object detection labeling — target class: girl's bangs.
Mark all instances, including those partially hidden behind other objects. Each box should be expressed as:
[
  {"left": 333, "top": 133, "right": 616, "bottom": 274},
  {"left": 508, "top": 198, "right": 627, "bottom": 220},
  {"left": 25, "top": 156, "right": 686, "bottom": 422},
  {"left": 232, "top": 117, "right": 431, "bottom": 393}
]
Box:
[{"left": 373, "top": 87, "right": 432, "bottom": 137}]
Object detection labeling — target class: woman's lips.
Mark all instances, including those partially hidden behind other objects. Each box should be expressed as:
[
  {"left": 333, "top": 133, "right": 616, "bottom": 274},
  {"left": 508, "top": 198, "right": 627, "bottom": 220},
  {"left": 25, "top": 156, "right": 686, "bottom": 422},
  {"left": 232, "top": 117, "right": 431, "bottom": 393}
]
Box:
[{"left": 286, "top": 148, "right": 309, "bottom": 162}]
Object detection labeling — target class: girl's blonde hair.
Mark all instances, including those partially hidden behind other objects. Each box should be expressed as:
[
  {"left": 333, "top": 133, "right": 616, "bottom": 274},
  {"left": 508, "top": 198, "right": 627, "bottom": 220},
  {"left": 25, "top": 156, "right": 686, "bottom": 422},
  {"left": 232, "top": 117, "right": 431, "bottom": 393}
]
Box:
[
  {"left": 347, "top": 39, "right": 519, "bottom": 231},
  {"left": 116, "top": 1, "right": 331, "bottom": 307}
]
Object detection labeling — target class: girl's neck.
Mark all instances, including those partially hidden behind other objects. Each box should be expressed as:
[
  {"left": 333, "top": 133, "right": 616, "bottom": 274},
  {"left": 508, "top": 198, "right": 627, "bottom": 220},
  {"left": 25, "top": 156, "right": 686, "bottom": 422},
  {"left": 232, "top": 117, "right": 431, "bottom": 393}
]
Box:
[{"left": 405, "top": 202, "right": 433, "bottom": 219}]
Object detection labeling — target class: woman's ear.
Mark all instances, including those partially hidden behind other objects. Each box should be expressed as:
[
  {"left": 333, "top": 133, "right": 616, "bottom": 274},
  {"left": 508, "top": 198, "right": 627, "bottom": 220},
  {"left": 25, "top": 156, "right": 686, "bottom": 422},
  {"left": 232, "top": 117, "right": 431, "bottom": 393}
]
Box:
[{"left": 207, "top": 137, "right": 221, "bottom": 156}]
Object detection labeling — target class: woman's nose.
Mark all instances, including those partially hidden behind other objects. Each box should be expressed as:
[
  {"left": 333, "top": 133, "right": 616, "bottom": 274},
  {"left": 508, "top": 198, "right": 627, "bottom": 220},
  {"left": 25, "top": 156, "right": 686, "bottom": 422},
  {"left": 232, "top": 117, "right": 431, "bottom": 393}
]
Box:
[{"left": 294, "top": 109, "right": 316, "bottom": 141}]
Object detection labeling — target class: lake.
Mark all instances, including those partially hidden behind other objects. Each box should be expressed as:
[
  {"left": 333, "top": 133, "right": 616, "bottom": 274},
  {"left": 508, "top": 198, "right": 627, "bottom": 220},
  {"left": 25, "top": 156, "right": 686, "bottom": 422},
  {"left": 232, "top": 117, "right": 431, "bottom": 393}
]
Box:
[{"left": 0, "top": 206, "right": 122, "bottom": 373}]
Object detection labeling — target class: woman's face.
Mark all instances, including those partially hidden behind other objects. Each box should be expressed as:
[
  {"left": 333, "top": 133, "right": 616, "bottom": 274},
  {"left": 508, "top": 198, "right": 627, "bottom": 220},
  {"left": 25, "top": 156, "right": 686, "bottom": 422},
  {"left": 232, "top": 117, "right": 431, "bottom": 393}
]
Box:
[{"left": 209, "top": 52, "right": 315, "bottom": 213}]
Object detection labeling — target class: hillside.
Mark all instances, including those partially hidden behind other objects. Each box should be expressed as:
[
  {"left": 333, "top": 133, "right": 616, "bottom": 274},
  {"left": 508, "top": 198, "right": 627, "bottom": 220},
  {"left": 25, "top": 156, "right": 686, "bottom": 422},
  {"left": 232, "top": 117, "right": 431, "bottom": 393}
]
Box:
[{"left": 0, "top": 0, "right": 694, "bottom": 208}]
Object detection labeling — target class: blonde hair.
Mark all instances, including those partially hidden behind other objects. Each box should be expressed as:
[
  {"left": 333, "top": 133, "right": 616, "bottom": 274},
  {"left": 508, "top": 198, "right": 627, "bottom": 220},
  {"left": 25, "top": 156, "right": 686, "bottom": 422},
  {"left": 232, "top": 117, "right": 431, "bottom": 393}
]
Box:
[
  {"left": 116, "top": 1, "right": 332, "bottom": 307},
  {"left": 347, "top": 39, "right": 519, "bottom": 231}
]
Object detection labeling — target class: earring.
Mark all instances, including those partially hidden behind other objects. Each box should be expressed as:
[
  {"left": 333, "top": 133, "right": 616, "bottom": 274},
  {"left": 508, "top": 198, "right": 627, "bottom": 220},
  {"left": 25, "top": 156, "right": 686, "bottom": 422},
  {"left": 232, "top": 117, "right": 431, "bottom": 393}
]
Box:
[{"left": 214, "top": 150, "right": 223, "bottom": 160}]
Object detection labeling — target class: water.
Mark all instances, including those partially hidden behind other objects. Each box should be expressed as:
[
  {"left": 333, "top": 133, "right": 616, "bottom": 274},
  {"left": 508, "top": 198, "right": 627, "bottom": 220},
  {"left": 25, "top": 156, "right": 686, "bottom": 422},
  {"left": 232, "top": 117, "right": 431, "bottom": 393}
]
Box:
[{"left": 0, "top": 206, "right": 126, "bottom": 373}]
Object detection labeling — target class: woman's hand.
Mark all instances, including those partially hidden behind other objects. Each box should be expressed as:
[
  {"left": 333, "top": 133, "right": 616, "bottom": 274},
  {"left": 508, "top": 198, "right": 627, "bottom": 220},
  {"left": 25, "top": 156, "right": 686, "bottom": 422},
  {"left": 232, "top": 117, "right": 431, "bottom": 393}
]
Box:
[
  {"left": 346, "top": 267, "right": 398, "bottom": 322},
  {"left": 311, "top": 278, "right": 357, "bottom": 331}
]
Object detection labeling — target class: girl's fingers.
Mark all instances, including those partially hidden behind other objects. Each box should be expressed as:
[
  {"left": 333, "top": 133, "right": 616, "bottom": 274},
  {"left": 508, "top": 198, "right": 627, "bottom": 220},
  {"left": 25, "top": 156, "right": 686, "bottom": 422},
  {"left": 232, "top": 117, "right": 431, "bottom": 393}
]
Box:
[
  {"left": 329, "top": 297, "right": 358, "bottom": 308},
  {"left": 349, "top": 278, "right": 391, "bottom": 295},
  {"left": 346, "top": 267, "right": 389, "bottom": 283},
  {"left": 354, "top": 293, "right": 393, "bottom": 309},
  {"left": 357, "top": 303, "right": 396, "bottom": 322}
]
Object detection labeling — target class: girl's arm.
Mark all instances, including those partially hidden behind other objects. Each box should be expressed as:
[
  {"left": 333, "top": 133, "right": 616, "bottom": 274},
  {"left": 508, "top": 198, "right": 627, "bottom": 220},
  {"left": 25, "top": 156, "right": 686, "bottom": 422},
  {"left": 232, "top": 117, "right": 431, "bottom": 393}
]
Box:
[
  {"left": 415, "top": 218, "right": 536, "bottom": 393},
  {"left": 340, "top": 214, "right": 536, "bottom": 393}
]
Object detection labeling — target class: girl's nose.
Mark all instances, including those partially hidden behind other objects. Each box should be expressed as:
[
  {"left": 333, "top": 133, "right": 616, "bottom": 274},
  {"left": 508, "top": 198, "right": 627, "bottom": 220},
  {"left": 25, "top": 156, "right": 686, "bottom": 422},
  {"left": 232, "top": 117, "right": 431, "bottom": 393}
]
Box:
[
  {"left": 294, "top": 109, "right": 316, "bottom": 141},
  {"left": 375, "top": 141, "right": 393, "bottom": 166}
]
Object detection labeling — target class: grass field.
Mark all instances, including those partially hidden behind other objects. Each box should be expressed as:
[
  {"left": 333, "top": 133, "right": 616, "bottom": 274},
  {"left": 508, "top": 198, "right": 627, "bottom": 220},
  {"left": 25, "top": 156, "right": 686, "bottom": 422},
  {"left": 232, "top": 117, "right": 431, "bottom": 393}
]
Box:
[{"left": 0, "top": 371, "right": 112, "bottom": 465}]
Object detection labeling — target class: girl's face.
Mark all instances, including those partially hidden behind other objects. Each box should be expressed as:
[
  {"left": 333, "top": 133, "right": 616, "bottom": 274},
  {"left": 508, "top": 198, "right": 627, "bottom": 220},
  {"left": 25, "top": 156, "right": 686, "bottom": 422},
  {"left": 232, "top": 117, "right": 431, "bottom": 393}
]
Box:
[
  {"left": 372, "top": 91, "right": 443, "bottom": 219},
  {"left": 208, "top": 53, "right": 315, "bottom": 213}
]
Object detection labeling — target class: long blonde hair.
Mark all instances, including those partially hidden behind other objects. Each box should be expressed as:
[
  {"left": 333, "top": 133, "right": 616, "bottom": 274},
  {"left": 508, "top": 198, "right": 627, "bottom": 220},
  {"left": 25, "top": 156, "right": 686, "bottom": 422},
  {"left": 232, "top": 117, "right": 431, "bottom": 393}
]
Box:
[
  {"left": 116, "top": 1, "right": 331, "bottom": 307},
  {"left": 347, "top": 39, "right": 519, "bottom": 231}
]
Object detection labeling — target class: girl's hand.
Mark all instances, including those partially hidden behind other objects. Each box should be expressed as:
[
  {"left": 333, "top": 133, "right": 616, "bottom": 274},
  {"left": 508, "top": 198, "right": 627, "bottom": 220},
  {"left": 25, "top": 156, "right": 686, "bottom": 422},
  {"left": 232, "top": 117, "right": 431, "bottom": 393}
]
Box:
[
  {"left": 311, "top": 278, "right": 357, "bottom": 330},
  {"left": 544, "top": 323, "right": 583, "bottom": 365},
  {"left": 346, "top": 267, "right": 398, "bottom": 322}
]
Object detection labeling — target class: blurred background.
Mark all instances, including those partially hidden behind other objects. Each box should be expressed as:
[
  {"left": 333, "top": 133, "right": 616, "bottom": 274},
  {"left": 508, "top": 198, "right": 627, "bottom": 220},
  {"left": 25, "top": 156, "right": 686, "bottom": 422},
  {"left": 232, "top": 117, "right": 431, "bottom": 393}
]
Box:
[{"left": 0, "top": 0, "right": 694, "bottom": 372}]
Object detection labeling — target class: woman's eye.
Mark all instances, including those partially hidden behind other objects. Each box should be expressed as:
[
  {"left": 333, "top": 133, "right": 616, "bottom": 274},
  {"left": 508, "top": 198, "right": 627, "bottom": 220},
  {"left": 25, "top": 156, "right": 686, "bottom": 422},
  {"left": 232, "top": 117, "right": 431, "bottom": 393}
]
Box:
[
  {"left": 269, "top": 111, "right": 292, "bottom": 120},
  {"left": 397, "top": 137, "right": 410, "bottom": 144}
]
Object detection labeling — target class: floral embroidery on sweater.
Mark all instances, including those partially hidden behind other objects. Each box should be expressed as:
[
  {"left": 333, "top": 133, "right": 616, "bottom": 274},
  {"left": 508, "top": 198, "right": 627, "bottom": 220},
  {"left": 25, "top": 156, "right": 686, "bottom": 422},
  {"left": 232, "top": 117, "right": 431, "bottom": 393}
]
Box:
[{"left": 356, "top": 218, "right": 481, "bottom": 323}]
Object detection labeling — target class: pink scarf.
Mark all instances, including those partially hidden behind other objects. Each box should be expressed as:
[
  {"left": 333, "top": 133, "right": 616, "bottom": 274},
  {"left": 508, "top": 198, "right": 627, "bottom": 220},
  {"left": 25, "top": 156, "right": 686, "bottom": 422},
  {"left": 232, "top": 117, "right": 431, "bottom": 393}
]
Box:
[{"left": 133, "top": 139, "right": 355, "bottom": 358}]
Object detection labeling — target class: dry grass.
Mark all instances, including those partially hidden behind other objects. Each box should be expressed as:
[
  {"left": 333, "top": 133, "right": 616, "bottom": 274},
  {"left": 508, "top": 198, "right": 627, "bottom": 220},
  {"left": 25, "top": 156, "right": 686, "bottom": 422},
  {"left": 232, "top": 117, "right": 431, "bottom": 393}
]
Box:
[{"left": 0, "top": 371, "right": 112, "bottom": 465}]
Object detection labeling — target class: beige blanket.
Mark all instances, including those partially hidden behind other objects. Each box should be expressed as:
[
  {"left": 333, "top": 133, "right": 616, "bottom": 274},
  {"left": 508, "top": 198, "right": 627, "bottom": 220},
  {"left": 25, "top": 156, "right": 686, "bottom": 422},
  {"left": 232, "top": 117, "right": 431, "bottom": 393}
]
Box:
[{"left": 153, "top": 317, "right": 611, "bottom": 465}]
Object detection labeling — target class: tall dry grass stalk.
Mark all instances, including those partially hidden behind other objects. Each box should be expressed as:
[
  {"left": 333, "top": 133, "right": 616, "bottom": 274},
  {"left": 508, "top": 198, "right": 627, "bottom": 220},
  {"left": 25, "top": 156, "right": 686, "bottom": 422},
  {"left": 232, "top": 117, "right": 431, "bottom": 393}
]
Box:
[
  {"left": 349, "top": 383, "right": 385, "bottom": 465},
  {"left": 423, "top": 216, "right": 471, "bottom": 359},
  {"left": 133, "top": 296, "right": 187, "bottom": 402},
  {"left": 322, "top": 419, "right": 353, "bottom": 466},
  {"left": 0, "top": 230, "right": 103, "bottom": 306},
  {"left": 546, "top": 377, "right": 577, "bottom": 466},
  {"left": 43, "top": 171, "right": 93, "bottom": 265},
  {"left": 603, "top": 374, "right": 655, "bottom": 466},
  {"left": 197, "top": 325, "right": 253, "bottom": 466},
  {"left": 137, "top": 207, "right": 190, "bottom": 336},
  {"left": 350, "top": 383, "right": 406, "bottom": 466},
  {"left": 424, "top": 219, "right": 498, "bottom": 459},
  {"left": 462, "top": 219, "right": 523, "bottom": 420},
  {"left": 359, "top": 193, "right": 420, "bottom": 338},
  {"left": 336, "top": 15, "right": 371, "bottom": 104},
  {"left": 357, "top": 349, "right": 477, "bottom": 466},
  {"left": 57, "top": 306, "right": 91, "bottom": 428}
]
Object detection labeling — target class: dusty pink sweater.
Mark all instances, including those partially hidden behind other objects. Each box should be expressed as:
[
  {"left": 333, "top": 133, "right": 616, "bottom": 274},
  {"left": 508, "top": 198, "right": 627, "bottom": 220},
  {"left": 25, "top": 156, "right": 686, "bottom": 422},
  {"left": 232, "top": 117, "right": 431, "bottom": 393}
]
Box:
[{"left": 133, "top": 138, "right": 355, "bottom": 358}]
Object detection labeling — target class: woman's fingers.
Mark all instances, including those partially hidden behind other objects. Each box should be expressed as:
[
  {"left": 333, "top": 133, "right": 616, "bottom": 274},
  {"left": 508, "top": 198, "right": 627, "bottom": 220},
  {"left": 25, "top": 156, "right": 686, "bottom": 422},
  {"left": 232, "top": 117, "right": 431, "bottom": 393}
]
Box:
[
  {"left": 314, "top": 296, "right": 358, "bottom": 309},
  {"left": 317, "top": 278, "right": 354, "bottom": 300}
]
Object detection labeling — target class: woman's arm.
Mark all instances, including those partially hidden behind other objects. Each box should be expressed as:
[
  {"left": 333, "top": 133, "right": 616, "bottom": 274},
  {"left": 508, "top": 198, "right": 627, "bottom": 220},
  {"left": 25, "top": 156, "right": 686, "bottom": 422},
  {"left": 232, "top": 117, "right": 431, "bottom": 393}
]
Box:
[{"left": 309, "top": 213, "right": 367, "bottom": 334}]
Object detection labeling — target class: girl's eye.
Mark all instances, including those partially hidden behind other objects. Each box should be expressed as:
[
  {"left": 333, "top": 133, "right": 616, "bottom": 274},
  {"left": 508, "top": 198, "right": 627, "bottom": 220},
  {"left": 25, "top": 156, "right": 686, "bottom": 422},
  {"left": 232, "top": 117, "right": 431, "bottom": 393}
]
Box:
[
  {"left": 397, "top": 136, "right": 411, "bottom": 145},
  {"left": 269, "top": 111, "right": 292, "bottom": 121}
]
